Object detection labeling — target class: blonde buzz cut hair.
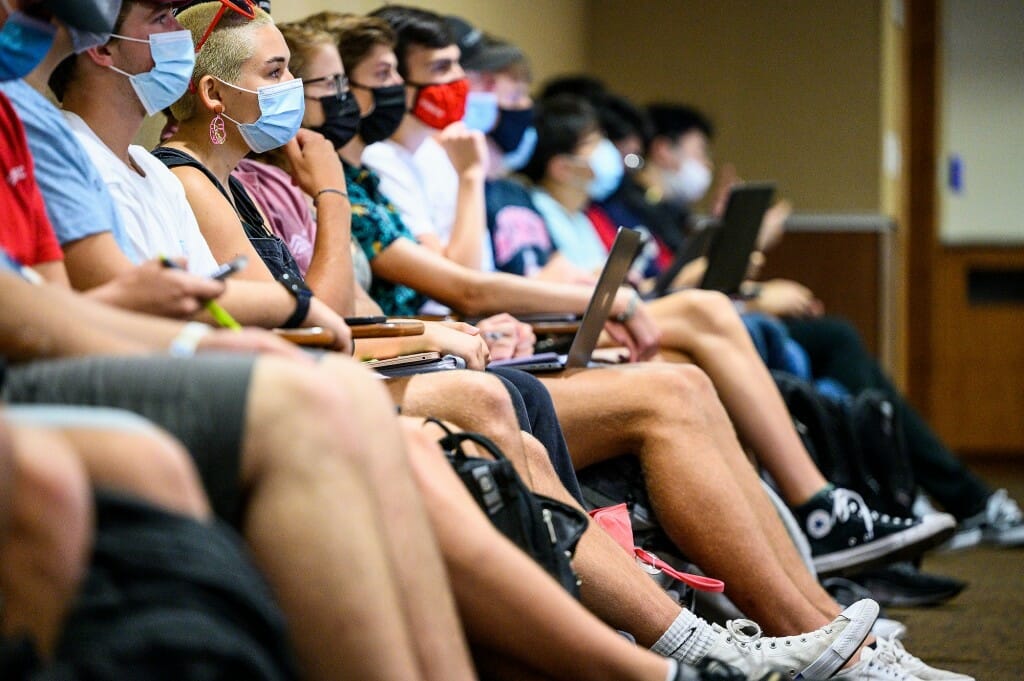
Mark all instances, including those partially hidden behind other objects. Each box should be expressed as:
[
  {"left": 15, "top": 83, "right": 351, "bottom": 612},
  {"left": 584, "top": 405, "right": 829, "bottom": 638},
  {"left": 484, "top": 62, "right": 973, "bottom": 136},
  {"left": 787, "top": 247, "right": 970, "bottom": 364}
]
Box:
[{"left": 170, "top": 3, "right": 274, "bottom": 122}]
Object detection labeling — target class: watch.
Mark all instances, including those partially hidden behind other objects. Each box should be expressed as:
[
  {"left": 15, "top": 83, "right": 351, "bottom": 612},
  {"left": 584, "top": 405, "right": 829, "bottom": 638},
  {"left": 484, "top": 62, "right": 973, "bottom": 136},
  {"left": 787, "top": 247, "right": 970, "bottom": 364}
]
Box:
[{"left": 277, "top": 271, "right": 313, "bottom": 328}]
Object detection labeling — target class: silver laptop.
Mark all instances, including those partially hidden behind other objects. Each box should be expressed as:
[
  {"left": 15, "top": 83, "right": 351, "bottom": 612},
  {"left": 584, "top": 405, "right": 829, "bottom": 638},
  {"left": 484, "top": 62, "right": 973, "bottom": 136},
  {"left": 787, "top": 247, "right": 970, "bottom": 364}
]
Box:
[{"left": 488, "top": 227, "right": 644, "bottom": 373}]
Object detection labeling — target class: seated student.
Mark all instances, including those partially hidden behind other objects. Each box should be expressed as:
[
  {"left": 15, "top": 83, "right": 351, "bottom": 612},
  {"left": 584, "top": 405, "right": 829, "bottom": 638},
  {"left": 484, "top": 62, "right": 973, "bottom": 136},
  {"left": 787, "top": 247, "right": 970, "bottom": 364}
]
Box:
[
  {"left": 444, "top": 17, "right": 595, "bottom": 283},
  {"left": 7, "top": 0, "right": 350, "bottom": 341},
  {"left": 640, "top": 103, "right": 1023, "bottom": 549},
  {"left": 281, "top": 19, "right": 981, "bottom": 681},
  {"left": 359, "top": 5, "right": 494, "bottom": 274}
]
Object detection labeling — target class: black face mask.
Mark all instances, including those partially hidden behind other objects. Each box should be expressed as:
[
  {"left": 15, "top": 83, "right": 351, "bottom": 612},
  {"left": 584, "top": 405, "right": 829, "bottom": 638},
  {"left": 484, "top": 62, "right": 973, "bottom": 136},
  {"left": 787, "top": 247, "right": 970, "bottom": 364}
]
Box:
[
  {"left": 490, "top": 107, "right": 533, "bottom": 153},
  {"left": 355, "top": 83, "right": 407, "bottom": 144},
  {"left": 312, "top": 91, "right": 361, "bottom": 150}
]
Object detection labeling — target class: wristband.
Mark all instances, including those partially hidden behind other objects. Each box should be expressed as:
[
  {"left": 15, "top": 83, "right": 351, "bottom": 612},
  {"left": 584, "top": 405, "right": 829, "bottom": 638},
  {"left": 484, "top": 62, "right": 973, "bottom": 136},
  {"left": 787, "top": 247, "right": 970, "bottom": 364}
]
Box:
[
  {"left": 614, "top": 292, "right": 640, "bottom": 323},
  {"left": 314, "top": 188, "right": 349, "bottom": 205},
  {"left": 169, "top": 322, "right": 212, "bottom": 358},
  {"left": 277, "top": 271, "right": 313, "bottom": 328}
]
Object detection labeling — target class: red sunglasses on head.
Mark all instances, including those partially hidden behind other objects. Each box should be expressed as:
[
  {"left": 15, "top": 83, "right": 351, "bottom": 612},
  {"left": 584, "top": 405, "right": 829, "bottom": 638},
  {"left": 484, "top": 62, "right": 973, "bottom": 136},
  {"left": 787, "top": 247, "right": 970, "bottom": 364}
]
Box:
[{"left": 193, "top": 0, "right": 256, "bottom": 53}]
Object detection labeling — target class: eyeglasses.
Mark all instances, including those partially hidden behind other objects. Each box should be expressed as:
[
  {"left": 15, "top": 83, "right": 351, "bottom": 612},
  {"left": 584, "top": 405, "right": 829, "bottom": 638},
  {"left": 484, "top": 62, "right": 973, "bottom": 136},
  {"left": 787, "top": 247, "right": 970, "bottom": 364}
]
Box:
[
  {"left": 304, "top": 73, "right": 350, "bottom": 97},
  {"left": 194, "top": 0, "right": 256, "bottom": 53}
]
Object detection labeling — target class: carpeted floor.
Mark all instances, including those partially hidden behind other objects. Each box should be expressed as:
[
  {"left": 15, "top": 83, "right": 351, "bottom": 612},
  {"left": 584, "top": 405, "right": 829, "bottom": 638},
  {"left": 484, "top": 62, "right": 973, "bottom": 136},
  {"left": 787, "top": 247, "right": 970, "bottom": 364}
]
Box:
[{"left": 889, "top": 459, "right": 1024, "bottom": 680}]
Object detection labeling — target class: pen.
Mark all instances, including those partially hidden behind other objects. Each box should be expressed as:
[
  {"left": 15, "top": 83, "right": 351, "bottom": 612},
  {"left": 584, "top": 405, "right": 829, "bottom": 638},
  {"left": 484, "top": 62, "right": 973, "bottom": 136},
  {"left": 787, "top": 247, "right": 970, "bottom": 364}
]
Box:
[{"left": 159, "top": 256, "right": 242, "bottom": 331}]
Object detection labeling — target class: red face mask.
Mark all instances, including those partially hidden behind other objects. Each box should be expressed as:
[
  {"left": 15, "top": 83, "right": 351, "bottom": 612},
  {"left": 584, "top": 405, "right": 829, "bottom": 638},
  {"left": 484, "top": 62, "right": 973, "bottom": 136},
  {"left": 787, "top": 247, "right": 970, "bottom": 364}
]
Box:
[{"left": 409, "top": 77, "right": 469, "bottom": 129}]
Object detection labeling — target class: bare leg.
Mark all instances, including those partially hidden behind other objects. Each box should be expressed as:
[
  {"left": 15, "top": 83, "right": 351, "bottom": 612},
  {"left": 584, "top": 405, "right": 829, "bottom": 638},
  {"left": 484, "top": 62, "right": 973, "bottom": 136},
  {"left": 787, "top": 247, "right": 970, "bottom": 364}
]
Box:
[
  {"left": 647, "top": 289, "right": 828, "bottom": 506},
  {"left": 541, "top": 363, "right": 835, "bottom": 635},
  {"left": 239, "top": 357, "right": 431, "bottom": 681},
  {"left": 0, "top": 424, "right": 92, "bottom": 656},
  {"left": 319, "top": 357, "right": 475, "bottom": 681},
  {"left": 408, "top": 419, "right": 671, "bottom": 681}
]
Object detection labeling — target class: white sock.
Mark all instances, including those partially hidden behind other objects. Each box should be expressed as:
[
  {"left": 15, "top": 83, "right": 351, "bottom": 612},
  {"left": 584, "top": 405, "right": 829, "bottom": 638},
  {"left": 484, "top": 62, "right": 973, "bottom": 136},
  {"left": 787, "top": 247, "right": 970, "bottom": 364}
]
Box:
[
  {"left": 663, "top": 658, "right": 678, "bottom": 681},
  {"left": 651, "top": 609, "right": 716, "bottom": 665}
]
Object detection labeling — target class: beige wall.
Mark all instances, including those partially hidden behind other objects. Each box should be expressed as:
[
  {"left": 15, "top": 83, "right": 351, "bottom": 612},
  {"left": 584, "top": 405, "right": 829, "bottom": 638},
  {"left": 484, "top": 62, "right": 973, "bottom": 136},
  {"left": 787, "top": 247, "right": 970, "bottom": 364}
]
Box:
[
  {"left": 272, "top": 0, "right": 588, "bottom": 87},
  {"left": 588, "top": 0, "right": 883, "bottom": 213}
]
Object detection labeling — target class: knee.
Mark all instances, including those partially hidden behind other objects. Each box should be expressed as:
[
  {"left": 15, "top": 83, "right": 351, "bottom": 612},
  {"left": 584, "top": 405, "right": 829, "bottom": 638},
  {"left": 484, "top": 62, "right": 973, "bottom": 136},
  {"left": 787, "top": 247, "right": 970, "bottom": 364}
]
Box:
[
  {"left": 683, "top": 289, "right": 745, "bottom": 336},
  {"left": 647, "top": 364, "right": 720, "bottom": 427},
  {"left": 6, "top": 429, "right": 92, "bottom": 598},
  {"left": 135, "top": 428, "right": 211, "bottom": 519}
]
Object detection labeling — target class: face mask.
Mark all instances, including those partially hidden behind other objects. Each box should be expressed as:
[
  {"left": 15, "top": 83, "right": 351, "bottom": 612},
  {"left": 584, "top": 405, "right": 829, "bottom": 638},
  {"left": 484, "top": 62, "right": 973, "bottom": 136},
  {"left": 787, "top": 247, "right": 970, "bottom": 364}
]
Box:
[
  {"left": 462, "top": 91, "right": 498, "bottom": 133},
  {"left": 108, "top": 30, "right": 194, "bottom": 116},
  {"left": 313, "top": 91, "right": 361, "bottom": 150},
  {"left": 61, "top": 0, "right": 122, "bottom": 54},
  {"left": 664, "top": 156, "right": 713, "bottom": 204},
  {"left": 409, "top": 77, "right": 468, "bottom": 130},
  {"left": 491, "top": 106, "right": 532, "bottom": 153},
  {"left": 356, "top": 83, "right": 406, "bottom": 144},
  {"left": 0, "top": 5, "right": 56, "bottom": 81},
  {"left": 218, "top": 77, "right": 305, "bottom": 153},
  {"left": 501, "top": 125, "right": 536, "bottom": 172},
  {"left": 586, "top": 138, "right": 624, "bottom": 201}
]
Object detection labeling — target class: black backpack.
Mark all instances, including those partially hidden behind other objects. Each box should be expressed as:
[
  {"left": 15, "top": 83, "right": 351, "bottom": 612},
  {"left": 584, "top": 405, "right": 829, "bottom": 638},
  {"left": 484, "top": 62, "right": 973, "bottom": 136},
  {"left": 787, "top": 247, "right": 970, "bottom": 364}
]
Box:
[
  {"left": 772, "top": 372, "right": 916, "bottom": 517},
  {"left": 429, "top": 420, "right": 588, "bottom": 597}
]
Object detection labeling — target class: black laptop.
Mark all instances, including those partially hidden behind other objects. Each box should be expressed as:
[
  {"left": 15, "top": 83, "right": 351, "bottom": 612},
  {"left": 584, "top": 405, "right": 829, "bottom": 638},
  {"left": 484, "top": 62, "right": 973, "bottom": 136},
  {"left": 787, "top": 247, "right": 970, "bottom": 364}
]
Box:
[{"left": 697, "top": 183, "right": 775, "bottom": 294}]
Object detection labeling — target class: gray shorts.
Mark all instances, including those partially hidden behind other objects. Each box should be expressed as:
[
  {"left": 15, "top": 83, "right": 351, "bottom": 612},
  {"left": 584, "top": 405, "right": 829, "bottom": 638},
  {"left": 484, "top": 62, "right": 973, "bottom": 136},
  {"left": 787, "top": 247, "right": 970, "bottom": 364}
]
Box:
[{"left": 2, "top": 354, "right": 255, "bottom": 524}]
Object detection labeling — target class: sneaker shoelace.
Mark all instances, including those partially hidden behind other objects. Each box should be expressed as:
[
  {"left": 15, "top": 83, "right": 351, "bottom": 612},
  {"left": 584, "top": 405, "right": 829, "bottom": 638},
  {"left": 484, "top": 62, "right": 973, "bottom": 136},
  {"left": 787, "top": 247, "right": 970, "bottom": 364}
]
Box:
[
  {"left": 831, "top": 488, "right": 875, "bottom": 540},
  {"left": 875, "top": 636, "right": 920, "bottom": 668},
  {"left": 987, "top": 489, "right": 1023, "bottom": 528},
  {"left": 862, "top": 644, "right": 912, "bottom": 680}
]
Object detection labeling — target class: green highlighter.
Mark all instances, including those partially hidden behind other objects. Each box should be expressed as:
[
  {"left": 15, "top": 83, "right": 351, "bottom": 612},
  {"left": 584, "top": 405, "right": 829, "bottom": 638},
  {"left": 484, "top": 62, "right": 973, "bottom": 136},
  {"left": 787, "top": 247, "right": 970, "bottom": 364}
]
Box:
[{"left": 159, "top": 256, "right": 242, "bottom": 331}]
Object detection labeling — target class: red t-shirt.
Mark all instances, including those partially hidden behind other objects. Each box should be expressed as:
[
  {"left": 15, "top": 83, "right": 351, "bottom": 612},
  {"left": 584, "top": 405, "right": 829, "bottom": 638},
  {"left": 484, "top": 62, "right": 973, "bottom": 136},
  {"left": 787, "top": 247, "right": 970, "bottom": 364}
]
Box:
[{"left": 0, "top": 91, "right": 62, "bottom": 266}]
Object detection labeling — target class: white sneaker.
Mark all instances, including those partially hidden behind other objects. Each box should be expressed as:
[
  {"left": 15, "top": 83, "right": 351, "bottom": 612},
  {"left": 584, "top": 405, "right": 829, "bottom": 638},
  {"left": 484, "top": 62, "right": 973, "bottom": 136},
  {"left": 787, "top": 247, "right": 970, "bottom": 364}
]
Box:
[
  {"left": 875, "top": 637, "right": 975, "bottom": 681},
  {"left": 871, "top": 617, "right": 906, "bottom": 641},
  {"left": 830, "top": 645, "right": 919, "bottom": 680},
  {"left": 704, "top": 599, "right": 879, "bottom": 679}
]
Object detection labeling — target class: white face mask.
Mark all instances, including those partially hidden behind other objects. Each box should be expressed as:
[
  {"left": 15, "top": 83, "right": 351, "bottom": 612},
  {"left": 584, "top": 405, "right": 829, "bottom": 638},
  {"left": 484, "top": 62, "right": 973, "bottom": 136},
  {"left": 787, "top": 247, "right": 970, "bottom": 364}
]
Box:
[{"left": 664, "top": 156, "right": 712, "bottom": 205}]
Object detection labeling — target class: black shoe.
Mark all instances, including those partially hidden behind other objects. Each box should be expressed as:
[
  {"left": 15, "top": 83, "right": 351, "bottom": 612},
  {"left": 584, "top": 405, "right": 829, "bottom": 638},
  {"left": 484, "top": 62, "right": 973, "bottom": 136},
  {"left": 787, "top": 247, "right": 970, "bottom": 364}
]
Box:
[
  {"left": 674, "top": 658, "right": 746, "bottom": 681},
  {"left": 849, "top": 561, "right": 967, "bottom": 607},
  {"left": 794, "top": 487, "right": 957, "bottom": 577}
]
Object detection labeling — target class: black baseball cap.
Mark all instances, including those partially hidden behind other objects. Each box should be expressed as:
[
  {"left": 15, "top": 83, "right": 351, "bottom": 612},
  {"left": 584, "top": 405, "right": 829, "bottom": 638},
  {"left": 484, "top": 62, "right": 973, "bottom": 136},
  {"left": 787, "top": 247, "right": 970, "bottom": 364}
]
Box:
[
  {"left": 41, "top": 0, "right": 121, "bottom": 33},
  {"left": 445, "top": 15, "right": 524, "bottom": 73}
]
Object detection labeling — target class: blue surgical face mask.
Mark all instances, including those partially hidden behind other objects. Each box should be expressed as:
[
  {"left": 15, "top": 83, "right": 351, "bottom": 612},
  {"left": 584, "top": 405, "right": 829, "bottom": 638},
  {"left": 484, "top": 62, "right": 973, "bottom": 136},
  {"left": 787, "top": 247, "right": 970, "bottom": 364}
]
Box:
[
  {"left": 501, "top": 125, "right": 536, "bottom": 172},
  {"left": 217, "top": 77, "right": 305, "bottom": 153},
  {"left": 587, "top": 137, "right": 624, "bottom": 201},
  {"left": 462, "top": 90, "right": 499, "bottom": 133},
  {"left": 0, "top": 4, "right": 57, "bottom": 81},
  {"left": 108, "top": 30, "right": 195, "bottom": 116}
]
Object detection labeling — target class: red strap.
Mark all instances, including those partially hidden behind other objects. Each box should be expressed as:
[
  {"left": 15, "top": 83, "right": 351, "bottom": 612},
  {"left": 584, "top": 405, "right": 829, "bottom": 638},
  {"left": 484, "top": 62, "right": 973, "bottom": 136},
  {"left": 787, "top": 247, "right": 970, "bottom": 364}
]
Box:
[{"left": 634, "top": 548, "right": 725, "bottom": 593}]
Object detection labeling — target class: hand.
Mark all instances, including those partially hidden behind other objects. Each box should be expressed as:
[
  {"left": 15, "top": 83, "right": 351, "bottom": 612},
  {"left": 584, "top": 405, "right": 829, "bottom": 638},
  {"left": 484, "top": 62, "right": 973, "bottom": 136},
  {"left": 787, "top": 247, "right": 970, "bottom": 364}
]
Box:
[
  {"left": 475, "top": 313, "right": 536, "bottom": 361},
  {"left": 757, "top": 199, "right": 792, "bottom": 252},
  {"left": 438, "top": 122, "right": 488, "bottom": 178},
  {"left": 747, "top": 279, "right": 823, "bottom": 318},
  {"left": 607, "top": 290, "right": 661, "bottom": 361},
  {"left": 536, "top": 254, "right": 600, "bottom": 285},
  {"left": 710, "top": 162, "right": 739, "bottom": 217},
  {"left": 428, "top": 320, "right": 491, "bottom": 370},
  {"left": 283, "top": 129, "right": 348, "bottom": 199},
  {"left": 305, "top": 297, "right": 354, "bottom": 354},
  {"left": 197, "top": 328, "right": 315, "bottom": 363},
  {"left": 95, "top": 258, "right": 225, "bottom": 318}
]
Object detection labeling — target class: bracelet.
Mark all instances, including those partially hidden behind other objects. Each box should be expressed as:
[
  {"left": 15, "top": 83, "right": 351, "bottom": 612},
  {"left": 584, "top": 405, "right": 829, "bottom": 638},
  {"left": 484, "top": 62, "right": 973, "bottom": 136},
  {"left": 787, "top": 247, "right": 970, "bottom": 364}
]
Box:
[
  {"left": 277, "top": 272, "right": 313, "bottom": 328},
  {"left": 169, "top": 322, "right": 213, "bottom": 358},
  {"left": 614, "top": 292, "right": 640, "bottom": 323},
  {"left": 314, "top": 188, "right": 349, "bottom": 204}
]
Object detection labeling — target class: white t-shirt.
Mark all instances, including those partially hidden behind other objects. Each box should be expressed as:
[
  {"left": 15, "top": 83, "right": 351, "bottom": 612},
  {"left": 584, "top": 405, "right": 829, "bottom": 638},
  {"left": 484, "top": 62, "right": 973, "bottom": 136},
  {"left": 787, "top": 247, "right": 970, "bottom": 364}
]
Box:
[
  {"left": 64, "top": 111, "right": 219, "bottom": 275},
  {"left": 362, "top": 137, "right": 494, "bottom": 271}
]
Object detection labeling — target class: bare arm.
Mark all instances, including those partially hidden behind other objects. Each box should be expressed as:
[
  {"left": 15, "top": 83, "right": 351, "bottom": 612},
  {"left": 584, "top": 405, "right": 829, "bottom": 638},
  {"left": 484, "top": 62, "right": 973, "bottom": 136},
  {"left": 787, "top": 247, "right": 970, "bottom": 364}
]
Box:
[
  {"left": 281, "top": 131, "right": 354, "bottom": 315},
  {"left": 61, "top": 232, "right": 136, "bottom": 290},
  {"left": 437, "top": 125, "right": 487, "bottom": 269}
]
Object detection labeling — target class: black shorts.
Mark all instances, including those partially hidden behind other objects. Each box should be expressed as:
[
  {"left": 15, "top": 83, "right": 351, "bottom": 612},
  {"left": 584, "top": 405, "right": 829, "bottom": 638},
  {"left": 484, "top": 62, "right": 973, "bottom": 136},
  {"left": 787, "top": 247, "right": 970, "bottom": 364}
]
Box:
[{"left": 2, "top": 354, "right": 255, "bottom": 524}]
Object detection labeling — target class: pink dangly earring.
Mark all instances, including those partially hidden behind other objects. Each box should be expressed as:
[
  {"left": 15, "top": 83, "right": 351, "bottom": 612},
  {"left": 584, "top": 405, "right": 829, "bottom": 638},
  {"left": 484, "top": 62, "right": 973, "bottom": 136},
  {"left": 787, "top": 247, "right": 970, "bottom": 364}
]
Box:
[{"left": 209, "top": 109, "right": 227, "bottom": 145}]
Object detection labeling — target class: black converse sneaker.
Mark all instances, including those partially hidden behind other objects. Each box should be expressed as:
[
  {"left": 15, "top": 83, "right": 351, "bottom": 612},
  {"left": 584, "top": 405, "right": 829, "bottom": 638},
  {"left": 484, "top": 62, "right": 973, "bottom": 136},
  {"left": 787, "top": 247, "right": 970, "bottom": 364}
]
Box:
[{"left": 794, "top": 487, "right": 956, "bottom": 578}]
